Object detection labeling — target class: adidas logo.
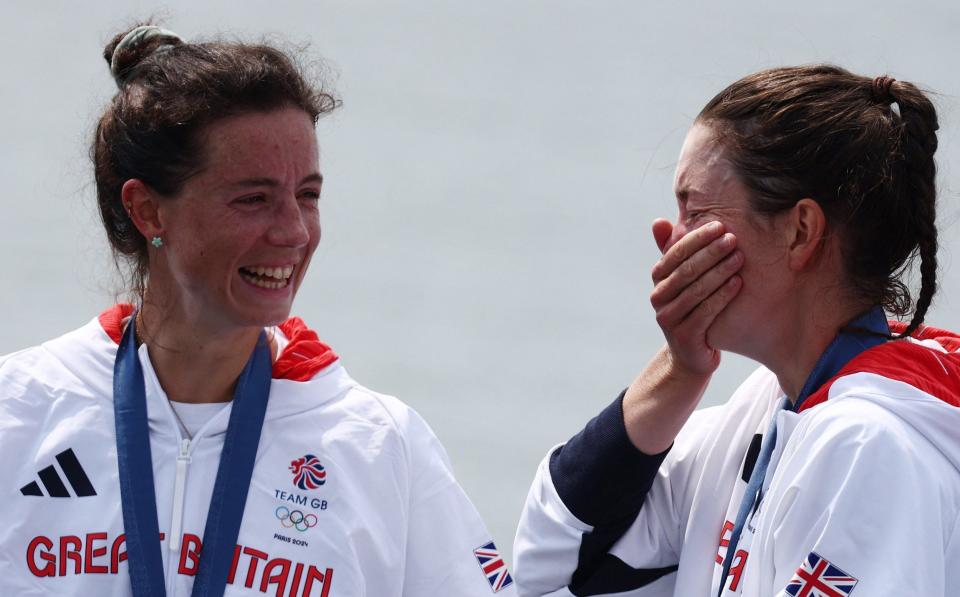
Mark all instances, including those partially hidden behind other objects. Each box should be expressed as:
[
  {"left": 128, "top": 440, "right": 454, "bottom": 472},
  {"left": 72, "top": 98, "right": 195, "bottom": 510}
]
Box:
[{"left": 20, "top": 448, "right": 97, "bottom": 497}]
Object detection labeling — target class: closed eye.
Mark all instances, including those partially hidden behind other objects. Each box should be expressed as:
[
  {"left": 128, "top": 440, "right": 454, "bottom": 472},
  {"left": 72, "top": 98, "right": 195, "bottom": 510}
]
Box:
[{"left": 234, "top": 194, "right": 267, "bottom": 205}]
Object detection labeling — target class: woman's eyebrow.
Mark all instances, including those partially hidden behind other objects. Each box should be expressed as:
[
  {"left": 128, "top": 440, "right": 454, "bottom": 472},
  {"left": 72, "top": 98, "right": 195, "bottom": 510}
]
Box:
[
  {"left": 228, "top": 173, "right": 324, "bottom": 189},
  {"left": 675, "top": 186, "right": 706, "bottom": 202}
]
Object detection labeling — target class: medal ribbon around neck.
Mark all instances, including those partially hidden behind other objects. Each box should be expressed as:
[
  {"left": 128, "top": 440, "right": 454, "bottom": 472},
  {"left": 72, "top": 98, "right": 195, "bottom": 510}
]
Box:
[{"left": 114, "top": 312, "right": 273, "bottom": 596}]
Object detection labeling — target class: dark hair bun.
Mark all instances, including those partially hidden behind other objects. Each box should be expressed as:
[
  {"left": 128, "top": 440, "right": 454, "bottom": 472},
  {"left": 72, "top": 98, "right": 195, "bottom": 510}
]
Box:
[{"left": 103, "top": 24, "right": 184, "bottom": 87}]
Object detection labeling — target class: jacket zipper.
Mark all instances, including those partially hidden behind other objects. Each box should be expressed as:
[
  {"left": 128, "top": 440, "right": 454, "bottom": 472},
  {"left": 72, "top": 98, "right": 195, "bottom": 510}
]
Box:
[{"left": 166, "top": 437, "right": 192, "bottom": 594}]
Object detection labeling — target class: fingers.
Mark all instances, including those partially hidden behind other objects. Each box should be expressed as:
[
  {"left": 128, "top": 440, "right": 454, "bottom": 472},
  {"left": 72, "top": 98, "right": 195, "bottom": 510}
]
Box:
[
  {"left": 651, "top": 229, "right": 738, "bottom": 308},
  {"left": 647, "top": 219, "right": 742, "bottom": 376},
  {"left": 678, "top": 273, "right": 742, "bottom": 338},
  {"left": 658, "top": 274, "right": 742, "bottom": 376},
  {"left": 652, "top": 248, "right": 743, "bottom": 328},
  {"left": 651, "top": 221, "right": 726, "bottom": 283}
]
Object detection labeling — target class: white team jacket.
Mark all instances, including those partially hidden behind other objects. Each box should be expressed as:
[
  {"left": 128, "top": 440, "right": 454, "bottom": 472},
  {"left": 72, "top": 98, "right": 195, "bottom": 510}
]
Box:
[
  {"left": 514, "top": 324, "right": 960, "bottom": 596},
  {"left": 0, "top": 305, "right": 517, "bottom": 597}
]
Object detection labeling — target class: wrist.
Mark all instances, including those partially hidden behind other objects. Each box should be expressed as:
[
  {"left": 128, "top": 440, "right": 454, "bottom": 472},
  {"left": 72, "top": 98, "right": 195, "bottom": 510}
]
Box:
[
  {"left": 622, "top": 345, "right": 713, "bottom": 454},
  {"left": 662, "top": 345, "right": 716, "bottom": 386}
]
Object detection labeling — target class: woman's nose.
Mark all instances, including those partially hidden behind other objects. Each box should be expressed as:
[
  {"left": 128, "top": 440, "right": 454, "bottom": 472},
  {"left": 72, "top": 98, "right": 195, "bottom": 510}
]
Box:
[
  {"left": 267, "top": 196, "right": 311, "bottom": 247},
  {"left": 662, "top": 220, "right": 689, "bottom": 253},
  {"left": 653, "top": 217, "right": 690, "bottom": 255}
]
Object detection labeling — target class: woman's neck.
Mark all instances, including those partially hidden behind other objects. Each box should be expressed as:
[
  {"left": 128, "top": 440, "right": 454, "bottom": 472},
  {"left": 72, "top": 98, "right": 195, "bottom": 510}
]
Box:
[
  {"left": 769, "top": 314, "right": 844, "bottom": 403},
  {"left": 763, "top": 296, "right": 873, "bottom": 405},
  {"left": 136, "top": 303, "right": 267, "bottom": 404}
]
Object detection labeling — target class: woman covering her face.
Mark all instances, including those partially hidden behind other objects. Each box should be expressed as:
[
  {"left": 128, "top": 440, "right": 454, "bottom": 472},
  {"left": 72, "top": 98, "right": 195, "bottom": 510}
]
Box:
[
  {"left": 0, "top": 25, "right": 516, "bottom": 597},
  {"left": 514, "top": 66, "right": 960, "bottom": 596}
]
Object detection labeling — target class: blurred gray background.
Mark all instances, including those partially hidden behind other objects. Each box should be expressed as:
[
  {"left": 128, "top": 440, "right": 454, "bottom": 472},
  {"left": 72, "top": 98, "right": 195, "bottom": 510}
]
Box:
[{"left": 2, "top": 1, "right": 959, "bottom": 565}]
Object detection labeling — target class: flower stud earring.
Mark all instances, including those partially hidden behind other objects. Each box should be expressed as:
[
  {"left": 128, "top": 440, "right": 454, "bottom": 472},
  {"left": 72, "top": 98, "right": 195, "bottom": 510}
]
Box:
[{"left": 151, "top": 236, "right": 164, "bottom": 248}]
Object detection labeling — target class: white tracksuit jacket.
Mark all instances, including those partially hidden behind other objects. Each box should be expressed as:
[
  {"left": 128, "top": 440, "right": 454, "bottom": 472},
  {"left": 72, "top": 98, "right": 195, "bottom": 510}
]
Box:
[
  {"left": 0, "top": 305, "right": 517, "bottom": 597},
  {"left": 514, "top": 323, "right": 960, "bottom": 596}
]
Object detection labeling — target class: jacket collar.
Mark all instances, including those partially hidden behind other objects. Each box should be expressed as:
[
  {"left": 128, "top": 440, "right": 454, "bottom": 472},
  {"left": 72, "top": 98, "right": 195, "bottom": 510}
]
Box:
[
  {"left": 95, "top": 304, "right": 350, "bottom": 439},
  {"left": 97, "top": 303, "right": 339, "bottom": 382}
]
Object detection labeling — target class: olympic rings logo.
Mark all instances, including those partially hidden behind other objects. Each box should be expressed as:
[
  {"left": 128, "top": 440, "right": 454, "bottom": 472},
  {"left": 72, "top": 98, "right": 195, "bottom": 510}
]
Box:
[{"left": 275, "top": 506, "right": 318, "bottom": 532}]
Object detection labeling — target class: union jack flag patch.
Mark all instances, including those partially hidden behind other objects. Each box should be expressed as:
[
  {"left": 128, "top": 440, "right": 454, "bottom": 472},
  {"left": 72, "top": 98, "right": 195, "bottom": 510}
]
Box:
[
  {"left": 781, "top": 551, "right": 858, "bottom": 596},
  {"left": 473, "top": 541, "right": 513, "bottom": 593}
]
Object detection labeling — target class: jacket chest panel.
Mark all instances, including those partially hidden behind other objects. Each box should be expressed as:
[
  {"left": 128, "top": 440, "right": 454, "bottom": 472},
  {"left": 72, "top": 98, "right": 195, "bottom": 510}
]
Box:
[{"left": 10, "top": 422, "right": 407, "bottom": 597}]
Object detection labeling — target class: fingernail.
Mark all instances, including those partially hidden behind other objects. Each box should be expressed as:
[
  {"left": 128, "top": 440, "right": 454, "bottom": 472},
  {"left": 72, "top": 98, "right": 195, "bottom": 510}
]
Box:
[{"left": 709, "top": 221, "right": 722, "bottom": 233}]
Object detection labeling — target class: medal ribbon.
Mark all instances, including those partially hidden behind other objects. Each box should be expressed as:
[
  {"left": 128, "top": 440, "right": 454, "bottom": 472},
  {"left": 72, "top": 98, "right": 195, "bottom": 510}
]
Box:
[{"left": 114, "top": 314, "right": 273, "bottom": 597}]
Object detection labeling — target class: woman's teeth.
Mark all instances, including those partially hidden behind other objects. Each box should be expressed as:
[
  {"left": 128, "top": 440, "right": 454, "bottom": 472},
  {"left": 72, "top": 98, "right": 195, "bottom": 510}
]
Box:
[
  {"left": 247, "top": 265, "right": 294, "bottom": 279},
  {"left": 239, "top": 265, "right": 294, "bottom": 289}
]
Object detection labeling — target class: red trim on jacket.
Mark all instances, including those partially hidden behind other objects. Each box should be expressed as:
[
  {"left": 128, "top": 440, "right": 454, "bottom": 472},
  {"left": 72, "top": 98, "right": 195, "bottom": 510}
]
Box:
[
  {"left": 799, "top": 321, "right": 960, "bottom": 413},
  {"left": 98, "top": 303, "right": 135, "bottom": 345},
  {"left": 273, "top": 317, "right": 340, "bottom": 381},
  {"left": 97, "top": 304, "right": 339, "bottom": 382}
]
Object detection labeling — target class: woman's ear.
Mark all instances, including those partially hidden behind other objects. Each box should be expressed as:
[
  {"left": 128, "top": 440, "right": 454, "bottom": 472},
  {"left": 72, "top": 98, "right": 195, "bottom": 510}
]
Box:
[
  {"left": 786, "top": 198, "right": 828, "bottom": 271},
  {"left": 121, "top": 179, "right": 164, "bottom": 241}
]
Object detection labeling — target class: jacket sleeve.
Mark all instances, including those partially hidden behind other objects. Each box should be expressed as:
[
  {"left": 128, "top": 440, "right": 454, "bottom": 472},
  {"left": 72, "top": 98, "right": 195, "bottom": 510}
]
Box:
[
  {"left": 750, "top": 396, "right": 955, "bottom": 597},
  {"left": 393, "top": 403, "right": 518, "bottom": 597},
  {"left": 514, "top": 391, "right": 720, "bottom": 597}
]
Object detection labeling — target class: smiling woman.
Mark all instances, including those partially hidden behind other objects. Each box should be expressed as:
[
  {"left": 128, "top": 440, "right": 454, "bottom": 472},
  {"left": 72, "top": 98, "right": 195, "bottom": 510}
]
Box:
[{"left": 0, "top": 23, "right": 514, "bottom": 597}]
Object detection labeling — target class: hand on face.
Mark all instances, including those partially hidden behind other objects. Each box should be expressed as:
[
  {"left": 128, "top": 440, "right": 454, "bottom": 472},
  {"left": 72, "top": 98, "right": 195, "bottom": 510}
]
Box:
[{"left": 649, "top": 218, "right": 743, "bottom": 375}]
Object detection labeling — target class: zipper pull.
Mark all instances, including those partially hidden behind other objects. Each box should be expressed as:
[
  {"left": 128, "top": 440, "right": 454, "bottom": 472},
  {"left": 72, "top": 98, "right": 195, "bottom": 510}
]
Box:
[{"left": 169, "top": 438, "right": 192, "bottom": 551}]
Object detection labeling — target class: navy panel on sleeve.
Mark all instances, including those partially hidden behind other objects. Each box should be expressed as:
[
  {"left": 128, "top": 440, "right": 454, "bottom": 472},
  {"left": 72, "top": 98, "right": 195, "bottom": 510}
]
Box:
[
  {"left": 549, "top": 390, "right": 670, "bottom": 527},
  {"left": 549, "top": 390, "right": 678, "bottom": 594},
  {"left": 570, "top": 515, "right": 678, "bottom": 596}
]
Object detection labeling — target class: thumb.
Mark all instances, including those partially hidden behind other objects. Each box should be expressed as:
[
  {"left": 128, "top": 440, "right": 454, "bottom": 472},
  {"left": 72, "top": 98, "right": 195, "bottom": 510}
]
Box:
[{"left": 652, "top": 218, "right": 673, "bottom": 254}]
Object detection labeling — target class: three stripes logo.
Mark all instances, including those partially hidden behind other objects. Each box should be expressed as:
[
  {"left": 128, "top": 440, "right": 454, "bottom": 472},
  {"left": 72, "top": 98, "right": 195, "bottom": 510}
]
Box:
[{"left": 20, "top": 448, "right": 97, "bottom": 498}]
